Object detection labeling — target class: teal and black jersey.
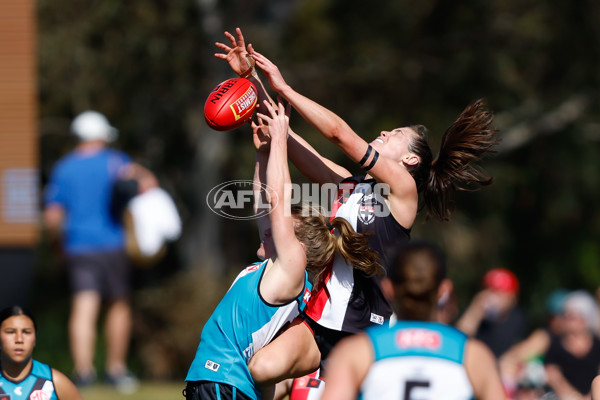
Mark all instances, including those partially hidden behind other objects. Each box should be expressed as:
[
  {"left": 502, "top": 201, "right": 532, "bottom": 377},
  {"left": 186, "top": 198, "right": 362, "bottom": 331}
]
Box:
[
  {"left": 185, "top": 260, "right": 312, "bottom": 400},
  {"left": 0, "top": 360, "right": 58, "bottom": 400},
  {"left": 360, "top": 321, "right": 474, "bottom": 400}
]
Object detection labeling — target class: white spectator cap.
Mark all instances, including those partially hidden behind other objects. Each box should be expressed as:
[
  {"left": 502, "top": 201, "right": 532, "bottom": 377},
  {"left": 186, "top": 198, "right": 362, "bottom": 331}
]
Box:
[
  {"left": 564, "top": 290, "right": 599, "bottom": 332},
  {"left": 71, "top": 111, "right": 118, "bottom": 142}
]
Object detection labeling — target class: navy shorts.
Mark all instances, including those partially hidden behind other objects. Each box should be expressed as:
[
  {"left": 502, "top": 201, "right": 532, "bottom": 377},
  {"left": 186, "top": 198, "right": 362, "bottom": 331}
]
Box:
[
  {"left": 183, "top": 381, "right": 253, "bottom": 400},
  {"left": 67, "top": 250, "right": 131, "bottom": 300}
]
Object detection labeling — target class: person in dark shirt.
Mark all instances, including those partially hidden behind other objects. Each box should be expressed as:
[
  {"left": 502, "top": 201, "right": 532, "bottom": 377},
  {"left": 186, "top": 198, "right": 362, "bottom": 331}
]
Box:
[
  {"left": 544, "top": 290, "right": 600, "bottom": 398},
  {"left": 456, "top": 268, "right": 528, "bottom": 358}
]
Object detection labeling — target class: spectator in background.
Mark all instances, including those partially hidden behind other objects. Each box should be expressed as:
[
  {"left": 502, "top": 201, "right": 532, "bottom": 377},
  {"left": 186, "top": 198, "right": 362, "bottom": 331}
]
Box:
[
  {"left": 456, "top": 268, "right": 528, "bottom": 359},
  {"left": 499, "top": 288, "right": 569, "bottom": 399},
  {"left": 544, "top": 290, "right": 600, "bottom": 398},
  {"left": 0, "top": 305, "right": 82, "bottom": 400},
  {"left": 43, "top": 111, "right": 156, "bottom": 392}
]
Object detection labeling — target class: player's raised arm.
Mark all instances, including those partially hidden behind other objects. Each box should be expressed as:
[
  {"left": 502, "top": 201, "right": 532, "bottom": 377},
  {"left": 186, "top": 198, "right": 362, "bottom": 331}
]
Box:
[
  {"left": 251, "top": 49, "right": 418, "bottom": 221},
  {"left": 258, "top": 99, "right": 307, "bottom": 304},
  {"left": 214, "top": 28, "right": 275, "bottom": 116},
  {"left": 215, "top": 27, "right": 350, "bottom": 185},
  {"left": 251, "top": 113, "right": 272, "bottom": 241}
]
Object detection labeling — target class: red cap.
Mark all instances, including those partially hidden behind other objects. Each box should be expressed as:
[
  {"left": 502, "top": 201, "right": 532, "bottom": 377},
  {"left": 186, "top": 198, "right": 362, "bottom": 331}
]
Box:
[{"left": 483, "top": 268, "right": 519, "bottom": 293}]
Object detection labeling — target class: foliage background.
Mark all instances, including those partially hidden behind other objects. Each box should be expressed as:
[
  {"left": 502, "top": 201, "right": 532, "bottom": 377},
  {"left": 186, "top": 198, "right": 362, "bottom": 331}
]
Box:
[{"left": 33, "top": 0, "right": 600, "bottom": 381}]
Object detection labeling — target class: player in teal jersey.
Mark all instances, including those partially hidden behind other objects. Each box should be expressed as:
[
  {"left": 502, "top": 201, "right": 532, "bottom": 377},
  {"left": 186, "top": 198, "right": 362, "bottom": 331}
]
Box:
[
  {"left": 184, "top": 100, "right": 380, "bottom": 400},
  {"left": 0, "top": 306, "right": 82, "bottom": 400},
  {"left": 321, "top": 241, "right": 505, "bottom": 400}
]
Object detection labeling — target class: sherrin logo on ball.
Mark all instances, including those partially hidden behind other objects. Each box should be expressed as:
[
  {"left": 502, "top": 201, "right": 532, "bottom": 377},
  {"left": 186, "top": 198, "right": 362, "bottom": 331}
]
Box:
[{"left": 204, "top": 78, "right": 258, "bottom": 131}]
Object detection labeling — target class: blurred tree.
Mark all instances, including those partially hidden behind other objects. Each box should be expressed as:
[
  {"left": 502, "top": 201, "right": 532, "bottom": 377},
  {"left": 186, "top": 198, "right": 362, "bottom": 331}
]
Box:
[{"left": 275, "top": 0, "right": 600, "bottom": 316}]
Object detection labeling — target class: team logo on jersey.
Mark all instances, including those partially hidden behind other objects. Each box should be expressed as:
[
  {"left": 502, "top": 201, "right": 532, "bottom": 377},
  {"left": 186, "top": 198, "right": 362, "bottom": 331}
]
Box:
[
  {"left": 204, "top": 360, "right": 221, "bottom": 372},
  {"left": 358, "top": 193, "right": 376, "bottom": 225},
  {"left": 303, "top": 288, "right": 312, "bottom": 305},
  {"left": 246, "top": 264, "right": 261, "bottom": 273},
  {"left": 243, "top": 343, "right": 255, "bottom": 362},
  {"left": 396, "top": 329, "right": 441, "bottom": 350},
  {"left": 14, "top": 387, "right": 22, "bottom": 396}
]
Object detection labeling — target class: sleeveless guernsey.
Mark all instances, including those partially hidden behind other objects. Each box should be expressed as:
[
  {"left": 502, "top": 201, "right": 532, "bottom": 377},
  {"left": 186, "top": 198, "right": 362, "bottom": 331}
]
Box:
[
  {"left": 305, "top": 176, "right": 410, "bottom": 334},
  {"left": 0, "top": 360, "right": 58, "bottom": 400},
  {"left": 334, "top": 176, "right": 411, "bottom": 273},
  {"left": 185, "top": 261, "right": 312, "bottom": 399},
  {"left": 361, "top": 321, "right": 474, "bottom": 400}
]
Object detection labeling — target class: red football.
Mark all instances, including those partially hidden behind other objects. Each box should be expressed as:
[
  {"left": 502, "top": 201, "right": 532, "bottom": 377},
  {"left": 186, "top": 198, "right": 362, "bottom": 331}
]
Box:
[{"left": 204, "top": 78, "right": 258, "bottom": 131}]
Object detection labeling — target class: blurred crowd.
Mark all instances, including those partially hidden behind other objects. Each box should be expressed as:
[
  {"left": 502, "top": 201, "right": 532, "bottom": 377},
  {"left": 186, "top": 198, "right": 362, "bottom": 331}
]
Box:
[{"left": 450, "top": 268, "right": 600, "bottom": 400}]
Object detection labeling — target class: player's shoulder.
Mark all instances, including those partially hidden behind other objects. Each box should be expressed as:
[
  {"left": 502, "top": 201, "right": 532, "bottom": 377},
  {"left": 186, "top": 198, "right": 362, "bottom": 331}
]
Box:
[
  {"left": 229, "top": 261, "right": 267, "bottom": 286},
  {"left": 367, "top": 321, "right": 468, "bottom": 360},
  {"left": 243, "top": 261, "right": 265, "bottom": 274},
  {"left": 464, "top": 337, "right": 497, "bottom": 367},
  {"left": 30, "top": 359, "right": 52, "bottom": 378},
  {"left": 386, "top": 320, "right": 465, "bottom": 336}
]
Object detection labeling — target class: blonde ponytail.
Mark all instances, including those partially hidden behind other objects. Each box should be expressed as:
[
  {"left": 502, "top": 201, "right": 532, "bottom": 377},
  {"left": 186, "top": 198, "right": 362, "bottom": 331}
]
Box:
[
  {"left": 290, "top": 204, "right": 382, "bottom": 291},
  {"left": 330, "top": 217, "right": 383, "bottom": 277}
]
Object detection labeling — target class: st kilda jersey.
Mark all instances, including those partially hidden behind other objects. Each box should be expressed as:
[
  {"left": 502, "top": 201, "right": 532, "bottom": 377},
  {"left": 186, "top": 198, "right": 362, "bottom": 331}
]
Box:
[
  {"left": 304, "top": 176, "right": 410, "bottom": 334},
  {"left": 333, "top": 176, "right": 411, "bottom": 274},
  {"left": 360, "top": 321, "right": 474, "bottom": 400}
]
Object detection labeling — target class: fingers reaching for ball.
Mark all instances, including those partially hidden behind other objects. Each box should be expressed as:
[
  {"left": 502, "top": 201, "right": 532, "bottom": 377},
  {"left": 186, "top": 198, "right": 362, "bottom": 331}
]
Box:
[
  {"left": 256, "top": 99, "right": 290, "bottom": 142},
  {"left": 248, "top": 50, "right": 289, "bottom": 94},
  {"left": 251, "top": 115, "right": 271, "bottom": 153},
  {"left": 214, "top": 27, "right": 251, "bottom": 76}
]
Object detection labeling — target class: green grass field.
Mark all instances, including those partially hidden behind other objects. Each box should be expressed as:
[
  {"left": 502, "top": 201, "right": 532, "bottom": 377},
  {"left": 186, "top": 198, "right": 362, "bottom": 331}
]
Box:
[
  {"left": 79, "top": 381, "right": 292, "bottom": 400},
  {"left": 79, "top": 381, "right": 184, "bottom": 400}
]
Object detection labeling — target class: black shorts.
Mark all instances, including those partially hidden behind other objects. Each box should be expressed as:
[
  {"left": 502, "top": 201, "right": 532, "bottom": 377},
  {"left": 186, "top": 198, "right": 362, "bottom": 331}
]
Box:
[
  {"left": 183, "top": 381, "right": 253, "bottom": 400},
  {"left": 67, "top": 250, "right": 131, "bottom": 300},
  {"left": 300, "top": 314, "right": 352, "bottom": 369}
]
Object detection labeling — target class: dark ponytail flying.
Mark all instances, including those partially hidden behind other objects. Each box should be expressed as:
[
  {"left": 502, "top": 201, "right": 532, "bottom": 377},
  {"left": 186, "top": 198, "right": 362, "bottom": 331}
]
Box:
[{"left": 407, "top": 98, "right": 499, "bottom": 221}]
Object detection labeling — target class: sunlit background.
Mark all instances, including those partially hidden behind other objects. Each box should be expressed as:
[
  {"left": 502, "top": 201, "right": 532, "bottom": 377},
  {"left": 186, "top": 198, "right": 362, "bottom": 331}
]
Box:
[{"left": 1, "top": 0, "right": 600, "bottom": 391}]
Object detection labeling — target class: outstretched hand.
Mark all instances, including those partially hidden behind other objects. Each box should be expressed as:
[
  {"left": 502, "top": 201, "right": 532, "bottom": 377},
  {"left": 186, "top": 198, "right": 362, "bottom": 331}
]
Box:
[
  {"left": 251, "top": 114, "right": 271, "bottom": 153},
  {"left": 214, "top": 27, "right": 254, "bottom": 77},
  {"left": 250, "top": 50, "right": 289, "bottom": 94},
  {"left": 256, "top": 99, "right": 291, "bottom": 142}
]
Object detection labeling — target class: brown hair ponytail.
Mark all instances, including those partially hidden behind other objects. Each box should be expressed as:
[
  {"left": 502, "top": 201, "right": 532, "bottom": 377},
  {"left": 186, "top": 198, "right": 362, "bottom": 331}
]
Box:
[
  {"left": 390, "top": 241, "right": 447, "bottom": 321},
  {"left": 330, "top": 217, "right": 383, "bottom": 278},
  {"left": 290, "top": 204, "right": 382, "bottom": 291},
  {"left": 409, "top": 98, "right": 499, "bottom": 221}
]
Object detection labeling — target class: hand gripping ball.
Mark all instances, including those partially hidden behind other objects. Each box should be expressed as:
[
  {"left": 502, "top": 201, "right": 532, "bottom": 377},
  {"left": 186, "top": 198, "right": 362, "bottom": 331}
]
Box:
[{"left": 204, "top": 78, "right": 258, "bottom": 131}]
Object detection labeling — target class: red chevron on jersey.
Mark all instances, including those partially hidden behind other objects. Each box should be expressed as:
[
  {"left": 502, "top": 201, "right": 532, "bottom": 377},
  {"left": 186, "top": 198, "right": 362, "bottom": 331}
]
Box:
[
  {"left": 304, "top": 260, "right": 334, "bottom": 322},
  {"left": 330, "top": 180, "right": 359, "bottom": 221}
]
